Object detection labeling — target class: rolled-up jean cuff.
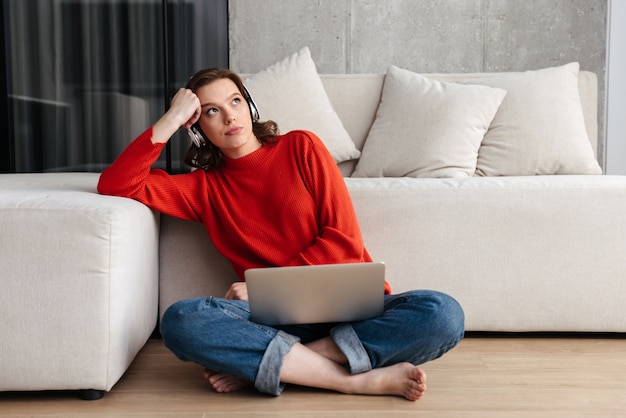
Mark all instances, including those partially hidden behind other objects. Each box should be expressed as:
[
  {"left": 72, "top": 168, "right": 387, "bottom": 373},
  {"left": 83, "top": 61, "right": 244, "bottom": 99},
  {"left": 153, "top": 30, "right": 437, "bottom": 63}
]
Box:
[
  {"left": 330, "top": 323, "right": 372, "bottom": 374},
  {"left": 254, "top": 330, "right": 300, "bottom": 396}
]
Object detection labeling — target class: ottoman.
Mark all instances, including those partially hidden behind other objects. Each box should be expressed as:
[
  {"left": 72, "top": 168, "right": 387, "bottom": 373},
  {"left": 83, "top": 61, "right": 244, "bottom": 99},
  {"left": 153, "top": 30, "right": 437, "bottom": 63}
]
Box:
[{"left": 0, "top": 173, "right": 159, "bottom": 398}]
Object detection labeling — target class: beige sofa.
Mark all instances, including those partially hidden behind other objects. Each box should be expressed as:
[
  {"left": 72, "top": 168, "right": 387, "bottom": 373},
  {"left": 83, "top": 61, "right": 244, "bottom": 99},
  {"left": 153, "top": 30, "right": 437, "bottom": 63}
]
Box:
[{"left": 2, "top": 66, "right": 625, "bottom": 397}]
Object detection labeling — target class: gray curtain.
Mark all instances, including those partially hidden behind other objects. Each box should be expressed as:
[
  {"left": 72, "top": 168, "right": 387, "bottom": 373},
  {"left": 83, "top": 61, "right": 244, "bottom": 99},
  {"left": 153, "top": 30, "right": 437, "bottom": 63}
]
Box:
[
  {"left": 6, "top": 0, "right": 162, "bottom": 171},
  {"left": 4, "top": 0, "right": 227, "bottom": 173}
]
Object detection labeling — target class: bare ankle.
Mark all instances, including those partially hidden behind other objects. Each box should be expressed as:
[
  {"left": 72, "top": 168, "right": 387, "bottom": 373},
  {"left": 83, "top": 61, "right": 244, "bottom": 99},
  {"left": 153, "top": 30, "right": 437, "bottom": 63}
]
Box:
[{"left": 306, "top": 337, "right": 348, "bottom": 365}]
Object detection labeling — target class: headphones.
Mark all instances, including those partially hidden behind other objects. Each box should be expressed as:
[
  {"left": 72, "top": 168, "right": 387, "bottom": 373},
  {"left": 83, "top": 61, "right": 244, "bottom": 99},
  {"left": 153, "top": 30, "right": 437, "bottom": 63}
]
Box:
[{"left": 187, "top": 84, "right": 260, "bottom": 148}]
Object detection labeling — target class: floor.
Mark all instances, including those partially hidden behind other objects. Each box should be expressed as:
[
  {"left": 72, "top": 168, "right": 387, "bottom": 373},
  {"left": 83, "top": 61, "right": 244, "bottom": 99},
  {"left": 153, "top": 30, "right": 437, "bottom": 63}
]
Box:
[{"left": 2, "top": 335, "right": 626, "bottom": 417}]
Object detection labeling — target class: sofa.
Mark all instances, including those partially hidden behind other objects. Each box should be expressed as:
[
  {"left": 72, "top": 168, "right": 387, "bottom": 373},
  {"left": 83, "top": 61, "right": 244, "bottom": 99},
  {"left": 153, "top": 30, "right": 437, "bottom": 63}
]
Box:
[{"left": 2, "top": 48, "right": 626, "bottom": 396}]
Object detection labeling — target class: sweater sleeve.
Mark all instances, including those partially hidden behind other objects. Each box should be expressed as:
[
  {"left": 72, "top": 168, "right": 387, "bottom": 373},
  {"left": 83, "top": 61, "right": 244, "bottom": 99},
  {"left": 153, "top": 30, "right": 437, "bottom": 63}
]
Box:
[{"left": 97, "top": 127, "right": 204, "bottom": 222}]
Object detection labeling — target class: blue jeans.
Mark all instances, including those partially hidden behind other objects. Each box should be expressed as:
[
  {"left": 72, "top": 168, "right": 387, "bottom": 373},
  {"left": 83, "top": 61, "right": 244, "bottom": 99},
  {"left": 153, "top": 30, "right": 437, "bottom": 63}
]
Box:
[{"left": 160, "top": 290, "right": 464, "bottom": 396}]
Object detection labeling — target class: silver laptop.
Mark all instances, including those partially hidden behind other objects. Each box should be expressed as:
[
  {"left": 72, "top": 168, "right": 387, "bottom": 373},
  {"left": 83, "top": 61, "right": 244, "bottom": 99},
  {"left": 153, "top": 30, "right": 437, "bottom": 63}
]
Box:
[{"left": 244, "top": 262, "right": 385, "bottom": 326}]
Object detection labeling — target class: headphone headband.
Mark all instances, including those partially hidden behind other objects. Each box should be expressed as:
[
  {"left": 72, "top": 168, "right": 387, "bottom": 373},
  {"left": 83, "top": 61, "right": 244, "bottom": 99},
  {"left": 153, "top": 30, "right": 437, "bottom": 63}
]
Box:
[{"left": 243, "top": 84, "right": 260, "bottom": 122}]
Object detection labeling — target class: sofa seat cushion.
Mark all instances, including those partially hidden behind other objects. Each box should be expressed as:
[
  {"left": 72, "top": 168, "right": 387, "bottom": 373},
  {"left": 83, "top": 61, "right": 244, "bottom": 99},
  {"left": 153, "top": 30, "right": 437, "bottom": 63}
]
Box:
[{"left": 345, "top": 175, "right": 626, "bottom": 331}]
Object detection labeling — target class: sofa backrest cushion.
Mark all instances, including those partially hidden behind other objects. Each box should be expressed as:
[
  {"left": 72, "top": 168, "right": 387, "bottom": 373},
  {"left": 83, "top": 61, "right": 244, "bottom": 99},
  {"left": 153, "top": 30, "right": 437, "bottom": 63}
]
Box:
[
  {"left": 322, "top": 70, "right": 598, "bottom": 176},
  {"left": 350, "top": 65, "right": 507, "bottom": 178},
  {"left": 244, "top": 47, "right": 361, "bottom": 164},
  {"left": 463, "top": 62, "right": 601, "bottom": 176}
]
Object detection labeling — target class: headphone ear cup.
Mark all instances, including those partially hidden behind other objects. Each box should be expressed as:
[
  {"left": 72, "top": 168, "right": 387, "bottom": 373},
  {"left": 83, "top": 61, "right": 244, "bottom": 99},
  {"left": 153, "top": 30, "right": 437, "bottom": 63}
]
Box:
[
  {"left": 243, "top": 84, "right": 260, "bottom": 122},
  {"left": 248, "top": 100, "right": 260, "bottom": 122},
  {"left": 187, "top": 126, "right": 206, "bottom": 147}
]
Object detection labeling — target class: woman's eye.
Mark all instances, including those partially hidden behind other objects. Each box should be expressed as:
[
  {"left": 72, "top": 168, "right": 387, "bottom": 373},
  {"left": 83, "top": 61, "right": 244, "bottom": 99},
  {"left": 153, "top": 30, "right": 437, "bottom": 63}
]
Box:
[
  {"left": 206, "top": 108, "right": 218, "bottom": 116},
  {"left": 232, "top": 97, "right": 241, "bottom": 105}
]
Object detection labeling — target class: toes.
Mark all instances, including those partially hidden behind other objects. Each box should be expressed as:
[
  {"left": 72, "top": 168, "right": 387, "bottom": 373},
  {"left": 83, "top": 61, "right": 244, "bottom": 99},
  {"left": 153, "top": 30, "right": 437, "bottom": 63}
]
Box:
[
  {"left": 413, "top": 367, "right": 427, "bottom": 384},
  {"left": 406, "top": 382, "right": 426, "bottom": 401}
]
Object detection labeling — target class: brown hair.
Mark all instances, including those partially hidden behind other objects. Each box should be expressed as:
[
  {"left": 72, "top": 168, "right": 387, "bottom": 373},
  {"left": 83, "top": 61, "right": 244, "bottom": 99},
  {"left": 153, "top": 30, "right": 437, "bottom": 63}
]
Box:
[{"left": 183, "top": 68, "right": 279, "bottom": 170}]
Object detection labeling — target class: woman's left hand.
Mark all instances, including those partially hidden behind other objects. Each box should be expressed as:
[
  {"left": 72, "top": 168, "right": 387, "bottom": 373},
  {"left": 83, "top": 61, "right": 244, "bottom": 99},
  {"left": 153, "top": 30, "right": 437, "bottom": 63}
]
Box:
[{"left": 224, "top": 282, "right": 248, "bottom": 301}]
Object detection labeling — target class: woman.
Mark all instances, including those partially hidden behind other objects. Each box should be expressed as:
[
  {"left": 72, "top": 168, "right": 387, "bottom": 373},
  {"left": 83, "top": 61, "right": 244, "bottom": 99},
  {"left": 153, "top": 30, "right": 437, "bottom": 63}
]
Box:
[{"left": 98, "top": 68, "right": 464, "bottom": 401}]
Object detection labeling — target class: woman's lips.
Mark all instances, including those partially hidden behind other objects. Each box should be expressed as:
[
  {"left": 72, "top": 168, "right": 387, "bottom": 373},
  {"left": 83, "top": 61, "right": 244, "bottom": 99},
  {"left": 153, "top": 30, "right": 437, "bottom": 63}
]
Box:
[{"left": 226, "top": 126, "right": 243, "bottom": 136}]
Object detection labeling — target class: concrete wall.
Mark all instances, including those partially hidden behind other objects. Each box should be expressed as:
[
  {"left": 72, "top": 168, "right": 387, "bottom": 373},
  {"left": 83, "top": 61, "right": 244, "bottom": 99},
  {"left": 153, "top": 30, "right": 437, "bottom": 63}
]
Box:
[
  {"left": 228, "top": 0, "right": 608, "bottom": 167},
  {"left": 606, "top": 0, "right": 626, "bottom": 175}
]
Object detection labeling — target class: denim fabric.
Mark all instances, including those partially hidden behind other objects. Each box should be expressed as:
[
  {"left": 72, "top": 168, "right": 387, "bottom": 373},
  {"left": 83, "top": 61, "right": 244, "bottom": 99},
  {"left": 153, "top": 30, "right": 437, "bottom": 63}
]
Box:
[
  {"left": 160, "top": 289, "right": 464, "bottom": 396},
  {"left": 330, "top": 323, "right": 372, "bottom": 373},
  {"left": 346, "top": 290, "right": 465, "bottom": 369},
  {"left": 254, "top": 330, "right": 300, "bottom": 395}
]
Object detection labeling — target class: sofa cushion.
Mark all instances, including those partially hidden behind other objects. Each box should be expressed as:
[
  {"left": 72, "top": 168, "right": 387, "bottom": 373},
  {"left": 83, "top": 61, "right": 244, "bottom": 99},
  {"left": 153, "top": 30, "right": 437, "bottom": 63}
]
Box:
[
  {"left": 467, "top": 62, "right": 602, "bottom": 176},
  {"left": 244, "top": 47, "right": 360, "bottom": 164},
  {"left": 345, "top": 174, "right": 626, "bottom": 332},
  {"left": 352, "top": 65, "right": 506, "bottom": 178}
]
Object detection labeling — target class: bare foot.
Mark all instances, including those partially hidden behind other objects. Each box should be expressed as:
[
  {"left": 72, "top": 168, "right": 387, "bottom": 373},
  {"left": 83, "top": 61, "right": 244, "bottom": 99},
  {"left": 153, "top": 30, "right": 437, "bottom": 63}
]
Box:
[
  {"left": 203, "top": 368, "right": 252, "bottom": 393},
  {"left": 346, "top": 363, "right": 427, "bottom": 401}
]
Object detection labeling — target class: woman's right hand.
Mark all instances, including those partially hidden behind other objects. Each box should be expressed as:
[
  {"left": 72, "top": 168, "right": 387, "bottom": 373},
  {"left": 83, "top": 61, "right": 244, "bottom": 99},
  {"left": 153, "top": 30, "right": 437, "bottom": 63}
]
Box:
[
  {"left": 224, "top": 282, "right": 248, "bottom": 301},
  {"left": 169, "top": 88, "right": 202, "bottom": 129},
  {"left": 151, "top": 88, "right": 201, "bottom": 144}
]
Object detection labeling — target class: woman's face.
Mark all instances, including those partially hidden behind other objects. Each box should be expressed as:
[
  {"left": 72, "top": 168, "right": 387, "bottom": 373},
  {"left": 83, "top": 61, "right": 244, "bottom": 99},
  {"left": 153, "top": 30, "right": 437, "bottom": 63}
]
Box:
[{"left": 195, "top": 78, "right": 260, "bottom": 159}]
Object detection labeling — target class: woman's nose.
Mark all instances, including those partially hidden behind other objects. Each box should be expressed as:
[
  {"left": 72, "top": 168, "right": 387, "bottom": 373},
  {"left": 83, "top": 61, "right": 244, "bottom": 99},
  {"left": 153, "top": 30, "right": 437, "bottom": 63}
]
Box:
[{"left": 224, "top": 110, "right": 236, "bottom": 124}]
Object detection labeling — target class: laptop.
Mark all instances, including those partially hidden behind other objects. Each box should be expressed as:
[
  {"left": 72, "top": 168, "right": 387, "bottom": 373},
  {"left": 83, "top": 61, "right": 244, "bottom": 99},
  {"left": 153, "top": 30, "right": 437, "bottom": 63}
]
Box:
[{"left": 244, "top": 262, "right": 385, "bottom": 326}]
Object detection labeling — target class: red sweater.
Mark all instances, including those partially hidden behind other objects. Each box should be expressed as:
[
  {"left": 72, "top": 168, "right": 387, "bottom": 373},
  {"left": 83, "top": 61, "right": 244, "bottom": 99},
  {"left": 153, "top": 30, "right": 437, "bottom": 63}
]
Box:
[{"left": 98, "top": 128, "right": 391, "bottom": 294}]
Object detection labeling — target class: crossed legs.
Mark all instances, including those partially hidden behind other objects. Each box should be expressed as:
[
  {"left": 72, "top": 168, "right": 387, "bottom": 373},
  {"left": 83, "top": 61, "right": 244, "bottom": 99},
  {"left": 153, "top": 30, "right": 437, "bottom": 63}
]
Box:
[
  {"left": 205, "top": 336, "right": 427, "bottom": 401},
  {"left": 162, "top": 290, "right": 463, "bottom": 402}
]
